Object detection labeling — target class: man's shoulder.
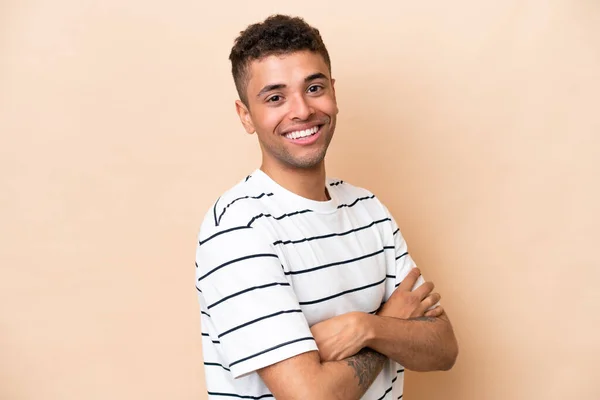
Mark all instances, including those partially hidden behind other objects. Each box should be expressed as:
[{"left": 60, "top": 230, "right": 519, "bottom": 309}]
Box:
[
  {"left": 327, "top": 177, "right": 383, "bottom": 206},
  {"left": 198, "top": 173, "right": 273, "bottom": 237}
]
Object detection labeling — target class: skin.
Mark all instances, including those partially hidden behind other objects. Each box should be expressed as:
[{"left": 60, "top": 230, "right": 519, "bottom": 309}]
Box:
[
  {"left": 234, "top": 50, "right": 458, "bottom": 399},
  {"left": 311, "top": 268, "right": 458, "bottom": 372}
]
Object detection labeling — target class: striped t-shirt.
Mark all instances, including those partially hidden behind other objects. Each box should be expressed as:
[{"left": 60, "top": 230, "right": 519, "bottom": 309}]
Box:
[{"left": 196, "top": 169, "right": 421, "bottom": 400}]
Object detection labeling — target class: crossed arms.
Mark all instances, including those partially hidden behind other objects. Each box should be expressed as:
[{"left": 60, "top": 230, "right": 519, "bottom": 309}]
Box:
[{"left": 258, "top": 268, "right": 459, "bottom": 400}]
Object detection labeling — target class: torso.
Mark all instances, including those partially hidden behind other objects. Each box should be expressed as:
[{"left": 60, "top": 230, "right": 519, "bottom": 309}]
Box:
[{"left": 197, "top": 170, "right": 405, "bottom": 399}]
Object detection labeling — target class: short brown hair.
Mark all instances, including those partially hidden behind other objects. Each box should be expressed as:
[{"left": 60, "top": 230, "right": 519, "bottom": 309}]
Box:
[{"left": 229, "top": 14, "right": 331, "bottom": 106}]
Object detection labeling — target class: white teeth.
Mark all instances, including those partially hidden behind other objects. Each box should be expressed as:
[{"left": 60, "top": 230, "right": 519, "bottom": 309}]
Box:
[{"left": 285, "top": 126, "right": 319, "bottom": 139}]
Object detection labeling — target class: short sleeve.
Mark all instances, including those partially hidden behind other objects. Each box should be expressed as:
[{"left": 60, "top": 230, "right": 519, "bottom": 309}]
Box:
[
  {"left": 196, "top": 224, "right": 318, "bottom": 378},
  {"left": 381, "top": 204, "right": 441, "bottom": 312},
  {"left": 379, "top": 204, "right": 427, "bottom": 291}
]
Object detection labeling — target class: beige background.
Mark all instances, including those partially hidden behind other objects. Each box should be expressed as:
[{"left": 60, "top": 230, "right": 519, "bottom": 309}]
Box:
[{"left": 2, "top": 0, "right": 599, "bottom": 399}]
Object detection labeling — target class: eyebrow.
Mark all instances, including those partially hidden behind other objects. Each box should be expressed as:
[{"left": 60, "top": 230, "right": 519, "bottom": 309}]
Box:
[
  {"left": 256, "top": 72, "right": 329, "bottom": 98},
  {"left": 305, "top": 72, "right": 327, "bottom": 82},
  {"left": 256, "top": 83, "right": 286, "bottom": 98}
]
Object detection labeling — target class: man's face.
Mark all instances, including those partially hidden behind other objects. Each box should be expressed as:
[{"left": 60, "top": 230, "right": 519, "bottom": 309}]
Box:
[{"left": 236, "top": 51, "right": 338, "bottom": 171}]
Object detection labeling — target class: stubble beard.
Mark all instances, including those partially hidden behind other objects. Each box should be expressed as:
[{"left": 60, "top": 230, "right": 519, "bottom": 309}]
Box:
[
  {"left": 259, "top": 117, "right": 336, "bottom": 171},
  {"left": 272, "top": 129, "right": 334, "bottom": 170}
]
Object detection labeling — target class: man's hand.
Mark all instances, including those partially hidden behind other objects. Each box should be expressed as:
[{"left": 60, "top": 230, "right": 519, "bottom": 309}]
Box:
[
  {"left": 311, "top": 268, "right": 443, "bottom": 362},
  {"left": 378, "top": 268, "right": 444, "bottom": 319},
  {"left": 361, "top": 268, "right": 457, "bottom": 371},
  {"left": 310, "top": 312, "right": 368, "bottom": 362},
  {"left": 311, "top": 268, "right": 445, "bottom": 363}
]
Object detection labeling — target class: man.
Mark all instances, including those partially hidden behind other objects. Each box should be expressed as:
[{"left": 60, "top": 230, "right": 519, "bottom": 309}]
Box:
[{"left": 195, "top": 14, "right": 458, "bottom": 400}]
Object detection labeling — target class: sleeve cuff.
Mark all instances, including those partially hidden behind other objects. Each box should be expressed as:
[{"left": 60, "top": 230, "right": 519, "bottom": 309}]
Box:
[{"left": 231, "top": 337, "right": 318, "bottom": 379}]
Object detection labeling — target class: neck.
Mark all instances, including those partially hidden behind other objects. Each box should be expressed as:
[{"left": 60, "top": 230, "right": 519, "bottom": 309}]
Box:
[{"left": 260, "top": 161, "right": 329, "bottom": 202}]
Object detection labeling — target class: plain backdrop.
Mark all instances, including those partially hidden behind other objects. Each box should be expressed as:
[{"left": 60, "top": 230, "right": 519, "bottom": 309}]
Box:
[{"left": 1, "top": 1, "right": 599, "bottom": 399}]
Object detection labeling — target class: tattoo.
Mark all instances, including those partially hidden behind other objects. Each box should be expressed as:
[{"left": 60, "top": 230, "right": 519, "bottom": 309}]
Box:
[
  {"left": 409, "top": 316, "right": 436, "bottom": 322},
  {"left": 345, "top": 348, "right": 387, "bottom": 390}
]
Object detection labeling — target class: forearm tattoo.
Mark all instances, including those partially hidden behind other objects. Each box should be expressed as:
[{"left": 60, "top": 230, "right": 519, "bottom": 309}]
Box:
[
  {"left": 345, "top": 348, "right": 387, "bottom": 390},
  {"left": 409, "top": 316, "right": 436, "bottom": 322}
]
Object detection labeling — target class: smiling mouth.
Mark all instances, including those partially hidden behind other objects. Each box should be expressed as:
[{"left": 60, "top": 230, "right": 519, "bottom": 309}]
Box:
[{"left": 283, "top": 125, "right": 322, "bottom": 140}]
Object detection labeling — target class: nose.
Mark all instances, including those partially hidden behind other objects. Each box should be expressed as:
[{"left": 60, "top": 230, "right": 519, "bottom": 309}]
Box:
[{"left": 289, "top": 93, "right": 314, "bottom": 121}]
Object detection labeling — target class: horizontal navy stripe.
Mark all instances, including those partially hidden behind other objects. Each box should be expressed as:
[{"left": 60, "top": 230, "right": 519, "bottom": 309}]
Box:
[
  {"left": 199, "top": 226, "right": 252, "bottom": 246},
  {"left": 299, "top": 277, "right": 386, "bottom": 306},
  {"left": 213, "top": 196, "right": 221, "bottom": 226},
  {"left": 397, "top": 368, "right": 405, "bottom": 374},
  {"left": 285, "top": 246, "right": 394, "bottom": 276},
  {"left": 246, "top": 195, "right": 373, "bottom": 227},
  {"left": 337, "top": 194, "right": 375, "bottom": 209},
  {"left": 204, "top": 362, "right": 230, "bottom": 371},
  {"left": 396, "top": 251, "right": 409, "bottom": 260},
  {"left": 376, "top": 375, "right": 399, "bottom": 400},
  {"left": 393, "top": 228, "right": 400, "bottom": 235},
  {"left": 229, "top": 337, "right": 315, "bottom": 368},
  {"left": 247, "top": 209, "right": 313, "bottom": 227},
  {"left": 198, "top": 253, "right": 279, "bottom": 281},
  {"left": 329, "top": 180, "right": 344, "bottom": 186},
  {"left": 386, "top": 274, "right": 395, "bottom": 279},
  {"left": 217, "top": 193, "right": 274, "bottom": 226},
  {"left": 272, "top": 218, "right": 391, "bottom": 246},
  {"left": 376, "top": 383, "right": 393, "bottom": 400},
  {"left": 201, "top": 311, "right": 211, "bottom": 318},
  {"left": 196, "top": 285, "right": 202, "bottom": 293},
  {"left": 207, "top": 391, "right": 273, "bottom": 399},
  {"left": 207, "top": 282, "right": 291, "bottom": 310},
  {"left": 201, "top": 332, "right": 220, "bottom": 344},
  {"left": 219, "top": 309, "right": 303, "bottom": 338}
]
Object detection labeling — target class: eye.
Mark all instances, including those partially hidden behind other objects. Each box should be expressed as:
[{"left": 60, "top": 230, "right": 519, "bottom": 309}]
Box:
[
  {"left": 307, "top": 85, "right": 323, "bottom": 93},
  {"left": 266, "top": 95, "right": 282, "bottom": 103}
]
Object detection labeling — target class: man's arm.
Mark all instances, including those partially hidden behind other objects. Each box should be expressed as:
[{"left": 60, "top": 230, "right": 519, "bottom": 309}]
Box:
[
  {"left": 368, "top": 267, "right": 458, "bottom": 370},
  {"left": 363, "top": 311, "right": 458, "bottom": 371},
  {"left": 256, "top": 271, "right": 447, "bottom": 400},
  {"left": 311, "top": 268, "right": 458, "bottom": 372},
  {"left": 258, "top": 348, "right": 386, "bottom": 400}
]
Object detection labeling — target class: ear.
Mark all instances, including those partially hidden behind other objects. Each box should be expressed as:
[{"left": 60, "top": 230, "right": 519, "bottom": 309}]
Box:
[
  {"left": 235, "top": 100, "right": 255, "bottom": 134},
  {"left": 330, "top": 78, "right": 338, "bottom": 101},
  {"left": 330, "top": 78, "right": 339, "bottom": 114}
]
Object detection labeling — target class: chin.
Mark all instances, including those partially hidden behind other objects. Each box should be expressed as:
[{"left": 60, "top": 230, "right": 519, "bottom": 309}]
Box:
[{"left": 288, "top": 155, "right": 326, "bottom": 169}]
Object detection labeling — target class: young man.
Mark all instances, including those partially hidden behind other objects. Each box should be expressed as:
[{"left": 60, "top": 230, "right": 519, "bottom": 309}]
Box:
[{"left": 196, "top": 15, "right": 458, "bottom": 400}]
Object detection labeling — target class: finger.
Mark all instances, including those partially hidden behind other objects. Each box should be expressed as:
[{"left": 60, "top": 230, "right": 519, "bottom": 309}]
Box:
[
  {"left": 416, "top": 292, "right": 441, "bottom": 316},
  {"left": 397, "top": 267, "right": 421, "bottom": 292},
  {"left": 425, "top": 306, "right": 444, "bottom": 318},
  {"left": 411, "top": 293, "right": 441, "bottom": 317},
  {"left": 425, "top": 292, "right": 441, "bottom": 308},
  {"left": 412, "top": 281, "right": 434, "bottom": 300}
]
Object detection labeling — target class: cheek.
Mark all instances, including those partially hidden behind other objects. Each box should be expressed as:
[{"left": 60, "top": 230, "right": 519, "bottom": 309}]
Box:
[
  {"left": 317, "top": 96, "right": 338, "bottom": 117},
  {"left": 253, "top": 108, "right": 285, "bottom": 133}
]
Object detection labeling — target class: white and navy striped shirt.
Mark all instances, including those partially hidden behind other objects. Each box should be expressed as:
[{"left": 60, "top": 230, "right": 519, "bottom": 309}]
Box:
[{"left": 196, "top": 169, "right": 420, "bottom": 399}]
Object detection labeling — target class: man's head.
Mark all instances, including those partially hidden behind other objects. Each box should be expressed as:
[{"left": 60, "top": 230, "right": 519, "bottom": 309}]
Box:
[
  {"left": 229, "top": 14, "right": 331, "bottom": 107},
  {"left": 230, "top": 15, "right": 338, "bottom": 172}
]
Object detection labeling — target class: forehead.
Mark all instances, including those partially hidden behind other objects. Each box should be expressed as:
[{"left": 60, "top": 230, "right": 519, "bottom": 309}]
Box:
[{"left": 246, "top": 51, "right": 330, "bottom": 91}]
